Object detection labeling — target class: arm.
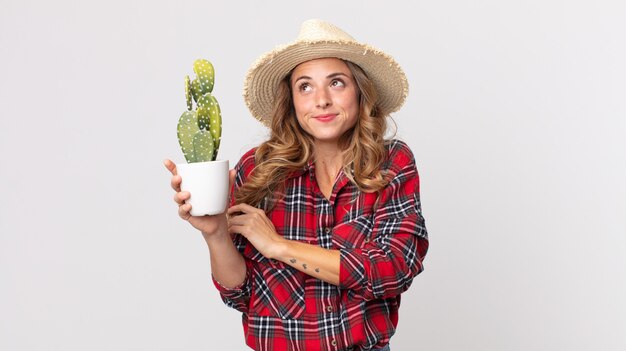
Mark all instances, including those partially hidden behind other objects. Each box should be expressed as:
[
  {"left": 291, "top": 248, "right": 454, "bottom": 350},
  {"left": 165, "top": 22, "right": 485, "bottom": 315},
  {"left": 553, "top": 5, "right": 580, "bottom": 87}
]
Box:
[
  {"left": 207, "top": 231, "right": 252, "bottom": 313},
  {"left": 200, "top": 215, "right": 247, "bottom": 288},
  {"left": 275, "top": 240, "right": 340, "bottom": 286},
  {"left": 339, "top": 147, "right": 429, "bottom": 300},
  {"left": 206, "top": 150, "right": 261, "bottom": 312},
  {"left": 206, "top": 221, "right": 250, "bottom": 313},
  {"left": 164, "top": 158, "right": 249, "bottom": 307},
  {"left": 227, "top": 204, "right": 341, "bottom": 285}
]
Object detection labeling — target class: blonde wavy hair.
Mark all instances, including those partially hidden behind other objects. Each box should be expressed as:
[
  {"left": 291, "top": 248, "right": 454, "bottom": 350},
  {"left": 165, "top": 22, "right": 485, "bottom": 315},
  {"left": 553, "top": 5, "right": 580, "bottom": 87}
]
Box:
[{"left": 235, "top": 60, "right": 394, "bottom": 210}]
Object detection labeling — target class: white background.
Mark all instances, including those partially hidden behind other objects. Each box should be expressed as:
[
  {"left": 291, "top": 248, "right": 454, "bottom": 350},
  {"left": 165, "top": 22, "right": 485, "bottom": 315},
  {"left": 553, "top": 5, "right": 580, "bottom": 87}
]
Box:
[{"left": 1, "top": 0, "right": 625, "bottom": 350}]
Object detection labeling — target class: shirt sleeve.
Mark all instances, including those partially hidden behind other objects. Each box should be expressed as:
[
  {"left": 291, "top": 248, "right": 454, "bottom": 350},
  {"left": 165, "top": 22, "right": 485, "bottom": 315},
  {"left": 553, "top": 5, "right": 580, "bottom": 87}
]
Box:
[
  {"left": 210, "top": 148, "right": 257, "bottom": 312},
  {"left": 339, "top": 141, "right": 429, "bottom": 300},
  {"left": 211, "top": 259, "right": 252, "bottom": 313}
]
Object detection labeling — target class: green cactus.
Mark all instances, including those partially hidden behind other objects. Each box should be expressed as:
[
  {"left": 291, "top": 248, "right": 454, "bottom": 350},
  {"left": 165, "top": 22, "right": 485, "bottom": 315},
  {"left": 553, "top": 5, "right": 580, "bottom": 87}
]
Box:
[
  {"left": 184, "top": 75, "right": 193, "bottom": 111},
  {"left": 177, "top": 59, "right": 223, "bottom": 163},
  {"left": 194, "top": 59, "right": 215, "bottom": 94}
]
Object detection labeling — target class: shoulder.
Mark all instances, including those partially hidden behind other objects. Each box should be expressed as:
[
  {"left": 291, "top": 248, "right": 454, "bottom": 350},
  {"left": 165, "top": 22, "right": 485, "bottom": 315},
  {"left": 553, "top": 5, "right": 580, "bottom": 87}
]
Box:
[
  {"left": 234, "top": 147, "right": 258, "bottom": 179},
  {"left": 238, "top": 147, "right": 257, "bottom": 165},
  {"left": 371, "top": 140, "right": 422, "bottom": 211},
  {"left": 383, "top": 139, "right": 417, "bottom": 175}
]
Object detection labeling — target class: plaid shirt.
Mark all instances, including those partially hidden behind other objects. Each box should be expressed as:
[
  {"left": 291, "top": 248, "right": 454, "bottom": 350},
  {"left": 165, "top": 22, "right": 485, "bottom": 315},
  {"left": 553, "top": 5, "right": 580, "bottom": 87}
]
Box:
[{"left": 212, "top": 139, "right": 429, "bottom": 351}]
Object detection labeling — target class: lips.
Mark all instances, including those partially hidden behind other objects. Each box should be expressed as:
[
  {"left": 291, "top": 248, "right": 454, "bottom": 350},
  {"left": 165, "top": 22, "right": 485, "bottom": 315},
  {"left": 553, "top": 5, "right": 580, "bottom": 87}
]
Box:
[{"left": 313, "top": 113, "right": 338, "bottom": 122}]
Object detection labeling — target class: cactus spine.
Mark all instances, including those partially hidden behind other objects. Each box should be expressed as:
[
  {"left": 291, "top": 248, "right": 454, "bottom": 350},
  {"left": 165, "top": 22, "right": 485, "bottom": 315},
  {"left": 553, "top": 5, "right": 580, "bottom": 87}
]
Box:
[{"left": 177, "top": 59, "right": 222, "bottom": 163}]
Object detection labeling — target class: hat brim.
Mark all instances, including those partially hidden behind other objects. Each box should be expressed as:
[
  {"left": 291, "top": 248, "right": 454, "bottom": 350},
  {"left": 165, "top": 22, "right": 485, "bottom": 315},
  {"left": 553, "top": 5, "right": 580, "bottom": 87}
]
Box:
[{"left": 244, "top": 40, "right": 409, "bottom": 127}]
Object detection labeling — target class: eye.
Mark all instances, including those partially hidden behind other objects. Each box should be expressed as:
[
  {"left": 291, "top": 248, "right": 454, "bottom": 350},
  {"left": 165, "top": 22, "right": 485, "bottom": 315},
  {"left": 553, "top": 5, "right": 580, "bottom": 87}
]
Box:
[
  {"left": 331, "top": 79, "right": 345, "bottom": 88},
  {"left": 298, "top": 82, "right": 312, "bottom": 92}
]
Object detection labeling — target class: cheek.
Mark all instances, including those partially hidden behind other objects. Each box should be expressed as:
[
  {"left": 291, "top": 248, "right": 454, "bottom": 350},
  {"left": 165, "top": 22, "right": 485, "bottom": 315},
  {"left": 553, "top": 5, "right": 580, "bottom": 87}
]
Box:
[
  {"left": 291, "top": 97, "right": 307, "bottom": 127},
  {"left": 343, "top": 93, "right": 360, "bottom": 119},
  {"left": 292, "top": 95, "right": 308, "bottom": 117}
]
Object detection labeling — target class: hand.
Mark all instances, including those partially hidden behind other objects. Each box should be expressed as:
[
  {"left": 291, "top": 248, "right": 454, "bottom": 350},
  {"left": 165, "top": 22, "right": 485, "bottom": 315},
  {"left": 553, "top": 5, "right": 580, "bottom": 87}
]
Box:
[
  {"left": 227, "top": 203, "right": 286, "bottom": 259},
  {"left": 164, "top": 159, "right": 236, "bottom": 237}
]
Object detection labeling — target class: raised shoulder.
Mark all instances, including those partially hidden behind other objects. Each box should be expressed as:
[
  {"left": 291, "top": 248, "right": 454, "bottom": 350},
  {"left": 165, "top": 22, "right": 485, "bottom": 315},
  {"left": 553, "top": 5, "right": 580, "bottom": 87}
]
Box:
[
  {"left": 234, "top": 147, "right": 258, "bottom": 182},
  {"left": 383, "top": 139, "right": 417, "bottom": 176}
]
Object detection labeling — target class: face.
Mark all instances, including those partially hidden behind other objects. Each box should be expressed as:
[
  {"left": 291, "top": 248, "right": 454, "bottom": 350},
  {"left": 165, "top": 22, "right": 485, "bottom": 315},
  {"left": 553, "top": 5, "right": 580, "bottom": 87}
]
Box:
[{"left": 290, "top": 58, "right": 360, "bottom": 145}]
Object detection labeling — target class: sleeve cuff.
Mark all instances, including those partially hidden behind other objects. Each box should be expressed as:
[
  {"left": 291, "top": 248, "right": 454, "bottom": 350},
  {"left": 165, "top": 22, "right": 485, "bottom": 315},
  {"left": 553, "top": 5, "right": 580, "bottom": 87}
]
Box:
[{"left": 212, "top": 271, "right": 250, "bottom": 297}]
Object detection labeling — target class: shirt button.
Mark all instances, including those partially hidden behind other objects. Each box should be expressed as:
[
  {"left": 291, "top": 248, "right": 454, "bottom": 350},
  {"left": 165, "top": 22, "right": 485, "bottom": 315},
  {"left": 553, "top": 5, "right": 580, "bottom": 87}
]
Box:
[
  {"left": 326, "top": 305, "right": 333, "bottom": 312},
  {"left": 324, "top": 227, "right": 331, "bottom": 234},
  {"left": 331, "top": 339, "right": 337, "bottom": 347}
]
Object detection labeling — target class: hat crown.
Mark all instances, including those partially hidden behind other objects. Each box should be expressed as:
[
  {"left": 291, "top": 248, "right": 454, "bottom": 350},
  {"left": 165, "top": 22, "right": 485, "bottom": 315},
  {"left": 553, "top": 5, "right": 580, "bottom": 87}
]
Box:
[{"left": 297, "top": 19, "right": 356, "bottom": 42}]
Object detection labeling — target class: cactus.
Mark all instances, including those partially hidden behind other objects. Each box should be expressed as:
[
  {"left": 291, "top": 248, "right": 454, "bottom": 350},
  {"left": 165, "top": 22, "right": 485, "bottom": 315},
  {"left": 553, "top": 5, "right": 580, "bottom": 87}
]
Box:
[{"left": 177, "top": 59, "right": 222, "bottom": 163}]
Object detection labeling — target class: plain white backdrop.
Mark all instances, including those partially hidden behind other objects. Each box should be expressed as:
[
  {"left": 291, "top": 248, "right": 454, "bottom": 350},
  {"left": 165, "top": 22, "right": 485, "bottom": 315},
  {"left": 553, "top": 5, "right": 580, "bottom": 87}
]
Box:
[{"left": 1, "top": 0, "right": 625, "bottom": 350}]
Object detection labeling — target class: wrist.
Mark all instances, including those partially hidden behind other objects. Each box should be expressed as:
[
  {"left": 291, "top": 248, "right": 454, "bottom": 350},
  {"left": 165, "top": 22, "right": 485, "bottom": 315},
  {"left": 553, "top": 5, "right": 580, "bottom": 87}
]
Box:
[
  {"left": 270, "top": 238, "right": 291, "bottom": 261},
  {"left": 201, "top": 220, "right": 230, "bottom": 246}
]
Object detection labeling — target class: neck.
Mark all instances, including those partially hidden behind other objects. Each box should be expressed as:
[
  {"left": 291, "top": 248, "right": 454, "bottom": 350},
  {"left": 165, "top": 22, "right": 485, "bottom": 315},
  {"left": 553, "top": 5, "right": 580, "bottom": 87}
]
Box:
[{"left": 312, "top": 140, "right": 344, "bottom": 183}]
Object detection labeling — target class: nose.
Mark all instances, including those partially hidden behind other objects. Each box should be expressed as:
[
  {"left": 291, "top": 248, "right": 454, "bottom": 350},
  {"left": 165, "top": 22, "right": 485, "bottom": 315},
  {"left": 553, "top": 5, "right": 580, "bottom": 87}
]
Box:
[{"left": 315, "top": 88, "right": 332, "bottom": 108}]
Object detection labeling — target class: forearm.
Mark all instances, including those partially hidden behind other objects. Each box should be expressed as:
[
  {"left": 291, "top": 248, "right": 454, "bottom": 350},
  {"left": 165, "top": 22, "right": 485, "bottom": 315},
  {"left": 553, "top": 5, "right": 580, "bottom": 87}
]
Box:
[
  {"left": 274, "top": 240, "right": 340, "bottom": 286},
  {"left": 203, "top": 221, "right": 247, "bottom": 289}
]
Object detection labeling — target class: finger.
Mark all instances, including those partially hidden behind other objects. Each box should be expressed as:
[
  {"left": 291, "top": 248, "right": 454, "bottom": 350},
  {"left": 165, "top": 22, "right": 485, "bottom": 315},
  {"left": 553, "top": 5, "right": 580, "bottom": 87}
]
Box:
[
  {"left": 163, "top": 159, "right": 178, "bottom": 176},
  {"left": 227, "top": 203, "right": 259, "bottom": 215},
  {"left": 227, "top": 225, "right": 245, "bottom": 236},
  {"left": 178, "top": 203, "right": 192, "bottom": 220},
  {"left": 170, "top": 175, "right": 182, "bottom": 192},
  {"left": 174, "top": 191, "right": 190, "bottom": 205},
  {"left": 227, "top": 221, "right": 248, "bottom": 236},
  {"left": 227, "top": 213, "right": 247, "bottom": 226}
]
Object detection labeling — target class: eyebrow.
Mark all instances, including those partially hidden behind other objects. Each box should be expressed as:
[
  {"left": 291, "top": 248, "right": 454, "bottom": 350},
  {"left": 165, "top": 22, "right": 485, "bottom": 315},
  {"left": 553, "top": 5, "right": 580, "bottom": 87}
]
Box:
[{"left": 292, "top": 72, "right": 351, "bottom": 84}]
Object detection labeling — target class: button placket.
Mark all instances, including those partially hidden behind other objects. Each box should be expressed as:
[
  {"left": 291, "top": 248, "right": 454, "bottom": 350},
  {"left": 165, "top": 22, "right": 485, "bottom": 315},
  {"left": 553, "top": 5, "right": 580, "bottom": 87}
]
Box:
[{"left": 317, "top": 197, "right": 334, "bottom": 249}]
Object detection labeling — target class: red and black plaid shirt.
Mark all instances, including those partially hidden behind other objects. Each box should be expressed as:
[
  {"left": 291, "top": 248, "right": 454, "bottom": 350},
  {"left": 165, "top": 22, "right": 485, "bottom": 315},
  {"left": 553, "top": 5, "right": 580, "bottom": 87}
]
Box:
[{"left": 212, "top": 139, "right": 429, "bottom": 351}]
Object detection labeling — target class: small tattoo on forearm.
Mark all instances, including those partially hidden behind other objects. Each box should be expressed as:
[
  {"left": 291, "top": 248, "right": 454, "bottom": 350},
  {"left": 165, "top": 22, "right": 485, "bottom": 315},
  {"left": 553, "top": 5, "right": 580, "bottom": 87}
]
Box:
[
  {"left": 315, "top": 268, "right": 320, "bottom": 273},
  {"left": 289, "top": 258, "right": 296, "bottom": 264},
  {"left": 302, "top": 263, "right": 307, "bottom": 270}
]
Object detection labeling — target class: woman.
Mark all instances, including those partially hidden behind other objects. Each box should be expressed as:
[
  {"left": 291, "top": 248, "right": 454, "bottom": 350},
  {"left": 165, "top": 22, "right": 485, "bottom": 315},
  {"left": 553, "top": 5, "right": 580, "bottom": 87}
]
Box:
[{"left": 164, "top": 19, "right": 428, "bottom": 351}]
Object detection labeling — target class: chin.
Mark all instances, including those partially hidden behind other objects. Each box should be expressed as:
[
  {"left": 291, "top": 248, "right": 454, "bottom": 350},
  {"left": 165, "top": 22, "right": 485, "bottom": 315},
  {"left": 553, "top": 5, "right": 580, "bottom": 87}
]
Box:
[{"left": 311, "top": 132, "right": 347, "bottom": 144}]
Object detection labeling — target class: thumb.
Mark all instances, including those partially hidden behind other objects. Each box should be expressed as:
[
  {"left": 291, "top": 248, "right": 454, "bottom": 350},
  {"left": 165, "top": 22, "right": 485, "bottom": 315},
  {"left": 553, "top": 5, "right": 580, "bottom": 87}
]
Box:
[
  {"left": 227, "top": 169, "right": 237, "bottom": 209},
  {"left": 228, "top": 169, "right": 236, "bottom": 190}
]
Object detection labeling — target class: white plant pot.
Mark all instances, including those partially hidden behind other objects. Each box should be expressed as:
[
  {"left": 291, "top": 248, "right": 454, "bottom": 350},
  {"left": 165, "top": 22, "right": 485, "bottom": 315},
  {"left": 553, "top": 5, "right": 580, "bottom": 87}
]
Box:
[{"left": 176, "top": 160, "right": 229, "bottom": 216}]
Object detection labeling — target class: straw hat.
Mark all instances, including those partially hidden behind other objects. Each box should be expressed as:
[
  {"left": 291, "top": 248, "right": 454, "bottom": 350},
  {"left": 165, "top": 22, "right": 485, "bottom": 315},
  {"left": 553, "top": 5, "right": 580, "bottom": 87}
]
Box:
[{"left": 243, "top": 19, "right": 409, "bottom": 127}]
